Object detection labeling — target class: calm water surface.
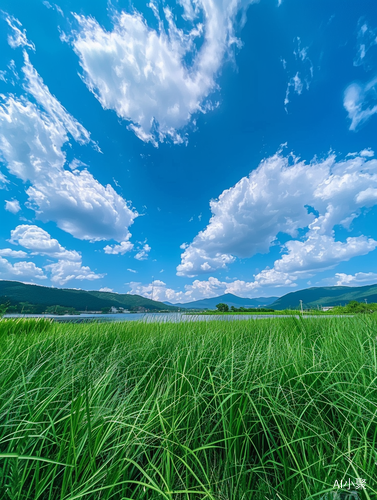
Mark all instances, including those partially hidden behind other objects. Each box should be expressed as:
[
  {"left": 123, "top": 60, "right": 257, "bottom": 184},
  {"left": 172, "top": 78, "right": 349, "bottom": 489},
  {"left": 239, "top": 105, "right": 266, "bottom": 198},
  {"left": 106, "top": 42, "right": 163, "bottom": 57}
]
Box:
[{"left": 3, "top": 313, "right": 342, "bottom": 323}]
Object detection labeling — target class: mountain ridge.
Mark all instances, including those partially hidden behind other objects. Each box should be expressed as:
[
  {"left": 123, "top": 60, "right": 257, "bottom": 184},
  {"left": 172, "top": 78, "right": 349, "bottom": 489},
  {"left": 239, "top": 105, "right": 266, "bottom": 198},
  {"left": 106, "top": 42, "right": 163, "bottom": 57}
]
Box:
[
  {"left": 165, "top": 293, "right": 278, "bottom": 309},
  {"left": 0, "top": 280, "right": 178, "bottom": 312},
  {"left": 2, "top": 281, "right": 377, "bottom": 314},
  {"left": 269, "top": 284, "right": 377, "bottom": 310},
  {"left": 166, "top": 285, "right": 377, "bottom": 310}
]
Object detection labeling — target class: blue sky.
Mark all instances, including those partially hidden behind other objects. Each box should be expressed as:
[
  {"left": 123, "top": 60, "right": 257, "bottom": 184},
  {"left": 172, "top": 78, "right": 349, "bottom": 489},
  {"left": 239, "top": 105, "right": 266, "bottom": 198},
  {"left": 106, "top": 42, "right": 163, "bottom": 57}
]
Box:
[{"left": 0, "top": 0, "right": 377, "bottom": 303}]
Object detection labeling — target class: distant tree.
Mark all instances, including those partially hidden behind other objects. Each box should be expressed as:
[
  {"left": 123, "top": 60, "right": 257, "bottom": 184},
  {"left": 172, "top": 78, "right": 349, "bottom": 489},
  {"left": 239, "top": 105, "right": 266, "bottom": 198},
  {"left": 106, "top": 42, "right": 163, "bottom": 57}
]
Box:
[
  {"left": 347, "top": 300, "right": 362, "bottom": 311},
  {"left": 19, "top": 302, "right": 39, "bottom": 314},
  {"left": 230, "top": 306, "right": 236, "bottom": 312},
  {"left": 45, "top": 305, "right": 77, "bottom": 315},
  {"left": 0, "top": 301, "right": 10, "bottom": 317},
  {"left": 344, "top": 301, "right": 376, "bottom": 314},
  {"left": 216, "top": 303, "right": 229, "bottom": 312}
]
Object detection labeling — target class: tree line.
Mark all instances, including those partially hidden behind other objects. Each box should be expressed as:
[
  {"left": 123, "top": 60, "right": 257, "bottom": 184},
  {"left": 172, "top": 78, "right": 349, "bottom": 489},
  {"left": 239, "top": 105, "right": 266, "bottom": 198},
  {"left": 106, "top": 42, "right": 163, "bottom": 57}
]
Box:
[{"left": 216, "top": 303, "right": 275, "bottom": 313}]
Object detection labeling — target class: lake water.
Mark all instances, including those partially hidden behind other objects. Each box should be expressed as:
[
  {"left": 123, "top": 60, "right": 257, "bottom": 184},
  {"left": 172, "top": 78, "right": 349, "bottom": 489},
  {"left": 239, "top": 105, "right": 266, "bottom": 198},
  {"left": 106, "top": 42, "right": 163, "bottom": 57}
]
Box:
[{"left": 3, "top": 313, "right": 340, "bottom": 323}]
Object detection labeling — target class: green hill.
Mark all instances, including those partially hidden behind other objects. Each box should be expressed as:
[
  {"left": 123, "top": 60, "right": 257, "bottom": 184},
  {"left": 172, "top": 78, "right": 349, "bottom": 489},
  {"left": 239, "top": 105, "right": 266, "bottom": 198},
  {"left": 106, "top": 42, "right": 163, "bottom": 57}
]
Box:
[
  {"left": 3, "top": 280, "right": 377, "bottom": 315},
  {"left": 270, "top": 284, "right": 377, "bottom": 310},
  {"left": 0, "top": 280, "right": 178, "bottom": 313}
]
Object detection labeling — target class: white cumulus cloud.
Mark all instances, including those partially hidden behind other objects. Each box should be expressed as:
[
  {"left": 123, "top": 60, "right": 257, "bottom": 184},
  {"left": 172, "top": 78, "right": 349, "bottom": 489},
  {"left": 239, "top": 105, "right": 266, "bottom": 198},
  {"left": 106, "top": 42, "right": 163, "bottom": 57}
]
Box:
[
  {"left": 5, "top": 199, "right": 21, "bottom": 214},
  {"left": 0, "top": 52, "right": 138, "bottom": 242},
  {"left": 330, "top": 272, "right": 377, "bottom": 286},
  {"left": 135, "top": 244, "right": 151, "bottom": 261},
  {"left": 26, "top": 167, "right": 137, "bottom": 242},
  {"left": 45, "top": 260, "right": 105, "bottom": 285},
  {"left": 178, "top": 150, "right": 377, "bottom": 278},
  {"left": 0, "top": 256, "right": 46, "bottom": 281},
  {"left": 0, "top": 248, "right": 28, "bottom": 258},
  {"left": 264, "top": 231, "right": 377, "bottom": 281},
  {"left": 69, "top": 0, "right": 257, "bottom": 145},
  {"left": 104, "top": 237, "right": 134, "bottom": 255},
  {"left": 129, "top": 258, "right": 377, "bottom": 304},
  {"left": 9, "top": 225, "right": 81, "bottom": 261},
  {"left": 5, "top": 224, "right": 106, "bottom": 286},
  {"left": 128, "top": 275, "right": 289, "bottom": 304},
  {"left": 6, "top": 225, "right": 106, "bottom": 286},
  {"left": 128, "top": 280, "right": 185, "bottom": 303}
]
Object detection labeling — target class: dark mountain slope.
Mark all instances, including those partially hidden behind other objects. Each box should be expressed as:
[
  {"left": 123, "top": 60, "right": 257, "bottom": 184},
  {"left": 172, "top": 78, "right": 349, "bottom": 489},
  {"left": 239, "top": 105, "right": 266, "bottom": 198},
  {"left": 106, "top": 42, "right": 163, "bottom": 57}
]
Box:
[
  {"left": 0, "top": 280, "right": 178, "bottom": 312},
  {"left": 270, "top": 284, "right": 377, "bottom": 310}
]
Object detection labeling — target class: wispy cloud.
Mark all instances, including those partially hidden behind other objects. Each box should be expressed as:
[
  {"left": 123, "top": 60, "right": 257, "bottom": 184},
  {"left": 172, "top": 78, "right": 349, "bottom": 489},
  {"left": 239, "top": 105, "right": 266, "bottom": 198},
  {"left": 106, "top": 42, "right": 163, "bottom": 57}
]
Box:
[
  {"left": 42, "top": 1, "right": 64, "bottom": 16},
  {"left": 343, "top": 19, "right": 377, "bottom": 131},
  {"left": 354, "top": 18, "right": 377, "bottom": 70},
  {"left": 69, "top": 0, "right": 257, "bottom": 145},
  {"left": 344, "top": 75, "right": 377, "bottom": 130},
  {"left": 0, "top": 49, "right": 138, "bottom": 243},
  {"left": 134, "top": 244, "right": 151, "bottom": 261},
  {"left": 5, "top": 15, "right": 35, "bottom": 51},
  {"left": 283, "top": 37, "right": 313, "bottom": 111}
]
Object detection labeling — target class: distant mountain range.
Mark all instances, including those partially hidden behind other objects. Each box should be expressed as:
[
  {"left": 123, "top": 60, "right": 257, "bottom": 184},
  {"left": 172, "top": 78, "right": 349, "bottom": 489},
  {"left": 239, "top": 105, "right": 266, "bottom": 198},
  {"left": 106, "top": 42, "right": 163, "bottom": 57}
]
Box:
[
  {"left": 2, "top": 280, "right": 377, "bottom": 314},
  {"left": 164, "top": 293, "right": 278, "bottom": 309},
  {"left": 166, "top": 284, "right": 377, "bottom": 310},
  {"left": 269, "top": 284, "right": 377, "bottom": 310},
  {"left": 0, "top": 281, "right": 178, "bottom": 313}
]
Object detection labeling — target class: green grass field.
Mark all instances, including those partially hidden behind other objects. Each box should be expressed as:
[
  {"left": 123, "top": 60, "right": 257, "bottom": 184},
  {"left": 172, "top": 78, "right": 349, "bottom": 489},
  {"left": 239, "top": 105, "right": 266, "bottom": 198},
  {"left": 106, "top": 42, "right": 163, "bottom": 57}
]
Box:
[{"left": 0, "top": 317, "right": 376, "bottom": 499}]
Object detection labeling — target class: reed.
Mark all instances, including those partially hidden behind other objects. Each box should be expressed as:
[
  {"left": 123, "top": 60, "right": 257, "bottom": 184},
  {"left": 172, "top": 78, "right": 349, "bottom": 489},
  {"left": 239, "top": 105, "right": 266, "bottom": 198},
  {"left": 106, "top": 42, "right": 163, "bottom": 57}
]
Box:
[{"left": 0, "top": 316, "right": 376, "bottom": 499}]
